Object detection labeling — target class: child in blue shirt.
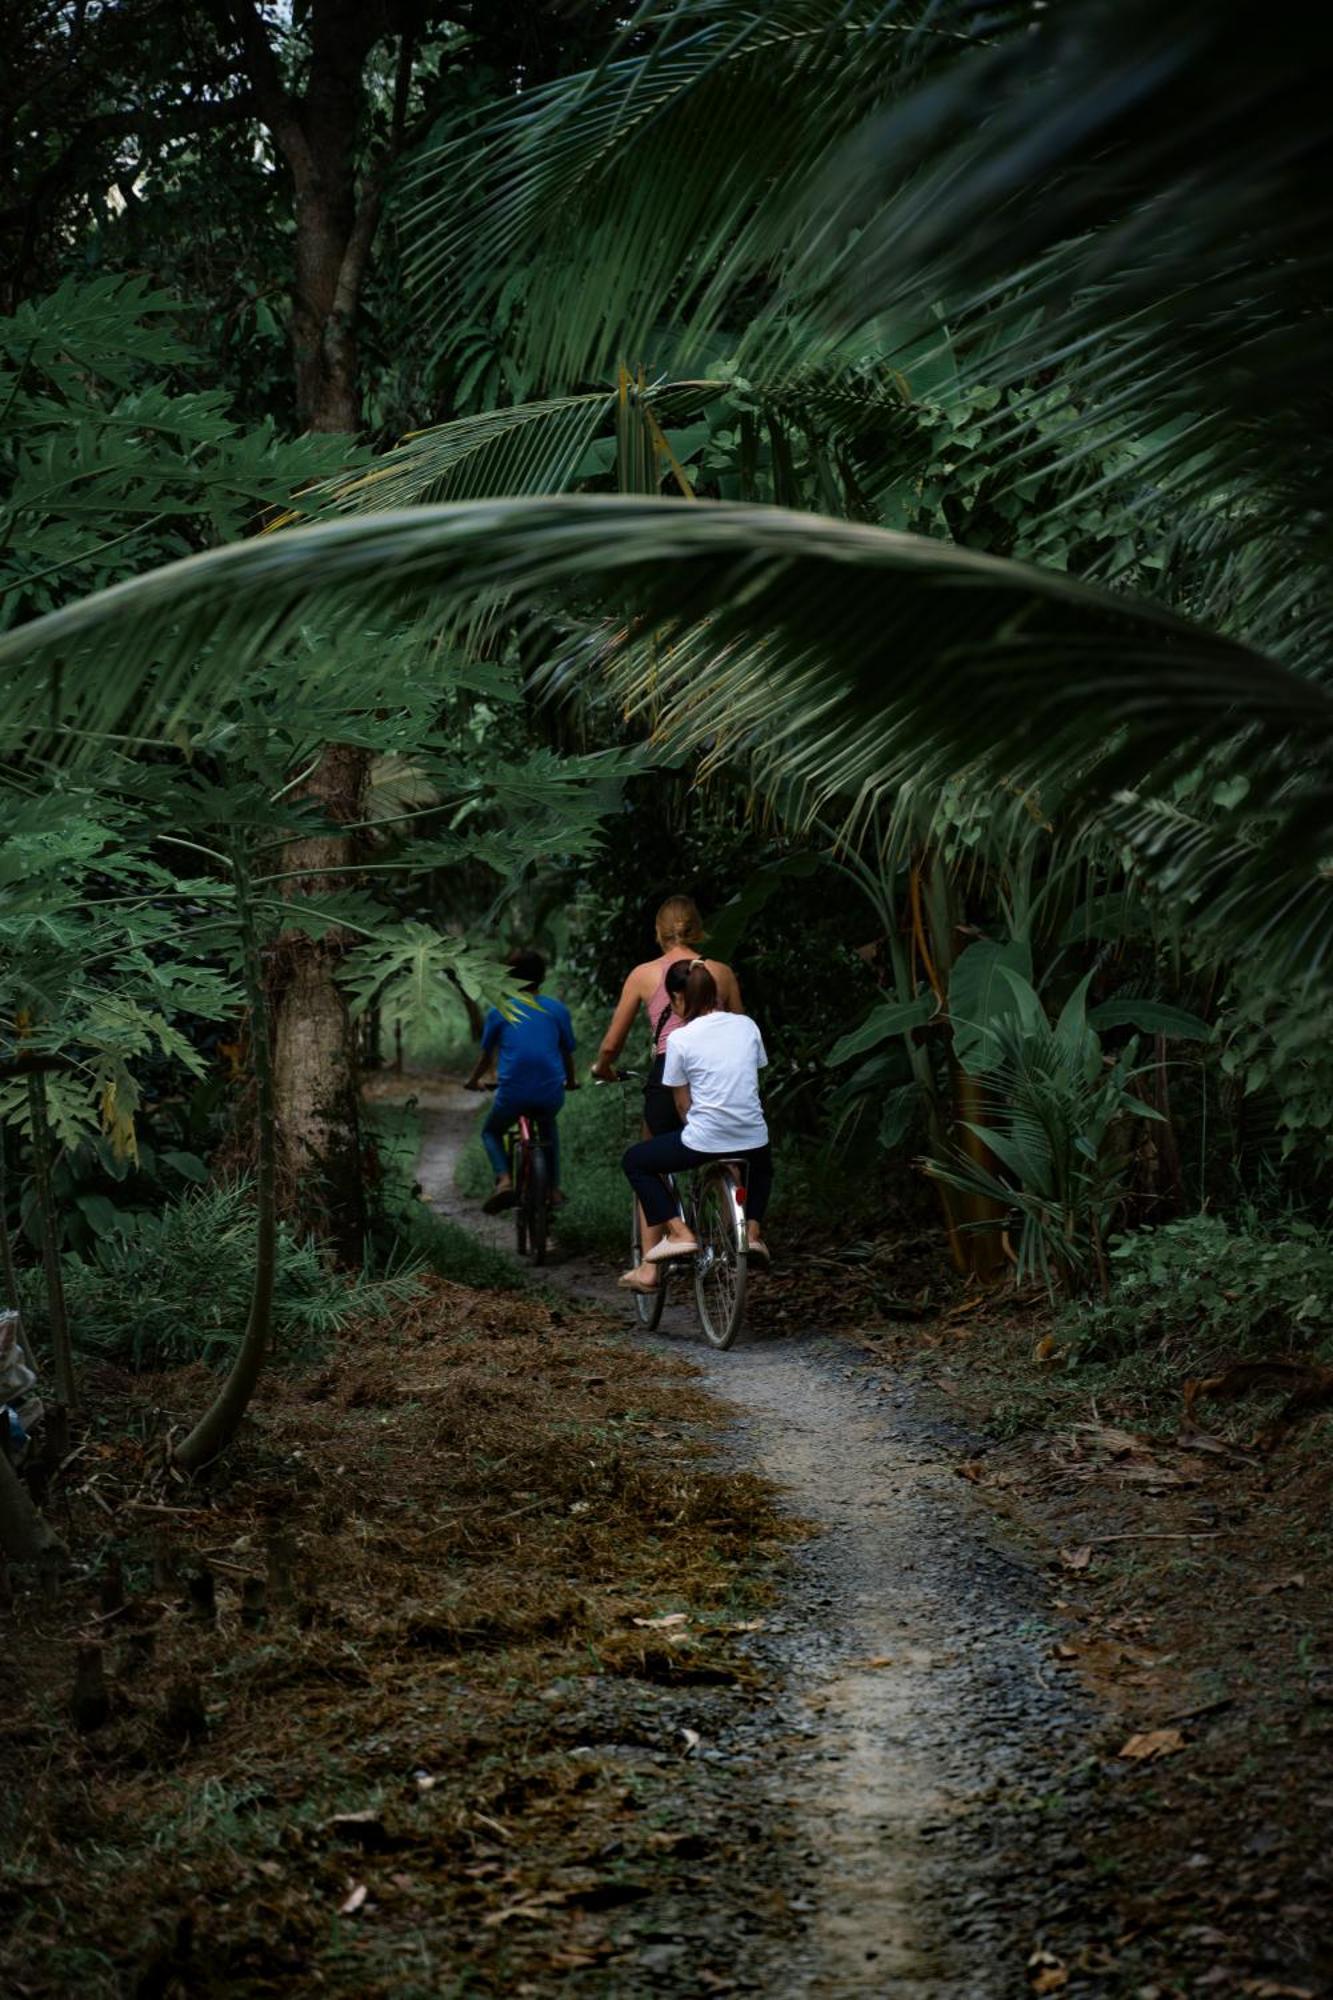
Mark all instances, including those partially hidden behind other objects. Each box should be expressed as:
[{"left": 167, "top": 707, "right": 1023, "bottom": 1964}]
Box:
[{"left": 466, "top": 950, "right": 576, "bottom": 1213}]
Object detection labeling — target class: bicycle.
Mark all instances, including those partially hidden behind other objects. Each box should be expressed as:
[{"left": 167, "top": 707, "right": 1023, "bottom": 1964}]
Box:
[
  {"left": 506, "top": 1107, "right": 552, "bottom": 1266},
  {"left": 601, "top": 1069, "right": 750, "bottom": 1349}
]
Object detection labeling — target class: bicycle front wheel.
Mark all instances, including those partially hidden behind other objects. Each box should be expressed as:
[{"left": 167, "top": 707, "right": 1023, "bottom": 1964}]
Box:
[{"left": 693, "top": 1167, "right": 747, "bottom": 1349}]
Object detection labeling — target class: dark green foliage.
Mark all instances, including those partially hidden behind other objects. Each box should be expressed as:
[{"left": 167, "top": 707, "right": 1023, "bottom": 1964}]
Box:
[
  {"left": 15, "top": 1182, "right": 420, "bottom": 1371},
  {"left": 1056, "top": 1215, "right": 1333, "bottom": 1367},
  {"left": 0, "top": 275, "right": 361, "bottom": 629}
]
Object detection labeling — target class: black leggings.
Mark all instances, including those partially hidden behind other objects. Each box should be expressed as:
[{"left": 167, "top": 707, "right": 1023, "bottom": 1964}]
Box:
[
  {"left": 623, "top": 1131, "right": 773, "bottom": 1228},
  {"left": 642, "top": 1052, "right": 682, "bottom": 1138}
]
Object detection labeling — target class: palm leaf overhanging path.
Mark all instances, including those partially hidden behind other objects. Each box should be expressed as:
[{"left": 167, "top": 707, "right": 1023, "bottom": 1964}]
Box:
[{"left": 5, "top": 0, "right": 1332, "bottom": 968}]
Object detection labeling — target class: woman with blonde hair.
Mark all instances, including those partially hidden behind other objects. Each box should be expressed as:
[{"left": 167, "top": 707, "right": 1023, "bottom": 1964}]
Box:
[
  {"left": 592, "top": 895, "right": 744, "bottom": 1277},
  {"left": 591, "top": 895, "right": 742, "bottom": 1119},
  {"left": 619, "top": 957, "right": 772, "bottom": 1291}
]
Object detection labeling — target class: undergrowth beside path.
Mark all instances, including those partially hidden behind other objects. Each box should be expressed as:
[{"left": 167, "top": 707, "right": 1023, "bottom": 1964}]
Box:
[{"left": 1, "top": 1278, "right": 793, "bottom": 1997}]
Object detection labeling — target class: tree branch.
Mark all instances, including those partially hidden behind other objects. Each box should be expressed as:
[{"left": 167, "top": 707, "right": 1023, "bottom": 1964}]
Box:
[
  {"left": 206, "top": 0, "right": 309, "bottom": 171},
  {"left": 328, "top": 26, "right": 418, "bottom": 329}
]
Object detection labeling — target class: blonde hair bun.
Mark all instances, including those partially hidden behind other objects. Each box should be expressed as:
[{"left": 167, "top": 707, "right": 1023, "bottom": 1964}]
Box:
[{"left": 654, "top": 893, "right": 704, "bottom": 949}]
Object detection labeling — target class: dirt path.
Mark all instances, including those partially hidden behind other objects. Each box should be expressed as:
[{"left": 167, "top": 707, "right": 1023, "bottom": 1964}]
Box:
[{"left": 418, "top": 1079, "right": 1097, "bottom": 1996}]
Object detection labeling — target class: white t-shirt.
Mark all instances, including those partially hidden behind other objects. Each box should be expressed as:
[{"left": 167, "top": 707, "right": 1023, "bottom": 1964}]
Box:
[{"left": 661, "top": 1011, "right": 768, "bottom": 1153}]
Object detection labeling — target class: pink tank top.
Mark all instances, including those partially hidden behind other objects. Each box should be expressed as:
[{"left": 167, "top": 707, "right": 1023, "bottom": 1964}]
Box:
[{"left": 647, "top": 954, "right": 691, "bottom": 1054}]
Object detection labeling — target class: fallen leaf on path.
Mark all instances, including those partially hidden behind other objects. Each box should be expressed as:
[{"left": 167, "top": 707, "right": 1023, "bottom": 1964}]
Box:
[
  {"left": 1059, "top": 1545, "right": 1093, "bottom": 1571},
  {"left": 1052, "top": 1643, "right": 1078, "bottom": 1661},
  {"left": 1078, "top": 1424, "right": 1151, "bottom": 1458},
  {"left": 633, "top": 1612, "right": 688, "bottom": 1629},
  {"left": 1118, "top": 1727, "right": 1185, "bottom": 1762},
  {"left": 1176, "top": 1426, "right": 1259, "bottom": 1462},
  {"left": 338, "top": 1883, "right": 367, "bottom": 1915},
  {"left": 1027, "top": 1948, "right": 1069, "bottom": 1992},
  {"left": 1239, "top": 1985, "right": 1316, "bottom": 1999},
  {"left": 676, "top": 1727, "right": 701, "bottom": 1756},
  {"left": 1032, "top": 1334, "right": 1058, "bottom": 1363},
  {"left": 482, "top": 1890, "right": 569, "bottom": 1928},
  {"left": 848, "top": 1655, "right": 895, "bottom": 1669},
  {"left": 1104, "top": 1463, "right": 1187, "bottom": 1485},
  {"left": 723, "top": 1618, "right": 765, "bottom": 1633},
  {"left": 1255, "top": 1574, "right": 1306, "bottom": 1596}
]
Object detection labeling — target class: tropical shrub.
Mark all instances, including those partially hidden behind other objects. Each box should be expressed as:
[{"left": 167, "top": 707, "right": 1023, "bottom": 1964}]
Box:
[
  {"left": 1219, "top": 977, "right": 1333, "bottom": 1169},
  {"left": 925, "top": 968, "right": 1163, "bottom": 1294},
  {"left": 16, "top": 1183, "right": 420, "bottom": 1371},
  {"left": 1056, "top": 1213, "right": 1333, "bottom": 1367}
]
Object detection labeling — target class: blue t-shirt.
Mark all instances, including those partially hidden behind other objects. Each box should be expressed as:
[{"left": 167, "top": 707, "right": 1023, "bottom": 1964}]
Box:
[{"left": 482, "top": 993, "right": 575, "bottom": 1106}]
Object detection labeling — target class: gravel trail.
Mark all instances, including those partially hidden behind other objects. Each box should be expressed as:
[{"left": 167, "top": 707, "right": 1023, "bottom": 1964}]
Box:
[{"left": 416, "top": 1079, "right": 1096, "bottom": 1997}]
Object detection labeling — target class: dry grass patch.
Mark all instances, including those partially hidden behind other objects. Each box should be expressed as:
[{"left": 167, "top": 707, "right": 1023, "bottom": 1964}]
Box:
[{"left": 2, "top": 1276, "right": 792, "bottom": 1998}]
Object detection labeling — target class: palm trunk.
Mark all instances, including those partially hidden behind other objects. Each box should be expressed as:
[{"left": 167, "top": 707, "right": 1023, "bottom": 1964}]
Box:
[
  {"left": 917, "top": 853, "right": 1008, "bottom": 1281},
  {"left": 173, "top": 843, "right": 277, "bottom": 1472},
  {"left": 218, "top": 3, "right": 421, "bottom": 1253}
]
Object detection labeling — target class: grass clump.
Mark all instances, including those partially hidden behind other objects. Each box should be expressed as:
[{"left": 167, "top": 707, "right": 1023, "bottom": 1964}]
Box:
[{"left": 17, "top": 1180, "right": 421, "bottom": 1370}]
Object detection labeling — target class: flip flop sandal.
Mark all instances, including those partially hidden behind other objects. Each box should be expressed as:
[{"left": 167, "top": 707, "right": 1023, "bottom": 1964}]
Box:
[
  {"left": 747, "top": 1240, "right": 772, "bottom": 1268},
  {"left": 645, "top": 1236, "right": 699, "bottom": 1263},
  {"left": 482, "top": 1188, "right": 517, "bottom": 1214},
  {"left": 617, "top": 1272, "right": 660, "bottom": 1294}
]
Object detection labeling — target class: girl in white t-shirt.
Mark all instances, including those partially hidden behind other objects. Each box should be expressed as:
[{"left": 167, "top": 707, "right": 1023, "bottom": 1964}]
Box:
[{"left": 618, "top": 960, "right": 773, "bottom": 1293}]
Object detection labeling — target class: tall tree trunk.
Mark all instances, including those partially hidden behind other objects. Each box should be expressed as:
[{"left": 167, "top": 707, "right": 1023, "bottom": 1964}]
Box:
[
  {"left": 212, "top": 0, "right": 419, "bottom": 1251},
  {"left": 268, "top": 742, "right": 369, "bottom": 1260},
  {"left": 218, "top": 0, "right": 416, "bottom": 435}
]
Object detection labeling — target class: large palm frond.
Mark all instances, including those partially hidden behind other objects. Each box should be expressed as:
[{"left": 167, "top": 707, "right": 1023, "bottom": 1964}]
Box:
[
  {"left": 408, "top": 0, "right": 946, "bottom": 386},
  {"left": 1, "top": 495, "right": 1327, "bottom": 964},
  {"left": 409, "top": 0, "right": 1333, "bottom": 668}
]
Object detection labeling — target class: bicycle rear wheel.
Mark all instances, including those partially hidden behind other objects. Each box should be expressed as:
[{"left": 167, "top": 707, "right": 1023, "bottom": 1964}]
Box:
[
  {"left": 630, "top": 1195, "right": 667, "bottom": 1331},
  {"left": 693, "top": 1167, "right": 747, "bottom": 1349},
  {"left": 527, "top": 1136, "right": 550, "bottom": 1265},
  {"left": 513, "top": 1136, "right": 529, "bottom": 1257}
]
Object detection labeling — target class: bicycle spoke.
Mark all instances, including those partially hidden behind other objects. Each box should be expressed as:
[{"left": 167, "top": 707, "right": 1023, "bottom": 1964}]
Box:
[{"left": 693, "top": 1170, "right": 746, "bottom": 1349}]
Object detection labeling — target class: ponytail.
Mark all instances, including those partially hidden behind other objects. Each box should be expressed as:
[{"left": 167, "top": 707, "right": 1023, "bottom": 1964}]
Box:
[{"left": 665, "top": 955, "right": 718, "bottom": 1024}]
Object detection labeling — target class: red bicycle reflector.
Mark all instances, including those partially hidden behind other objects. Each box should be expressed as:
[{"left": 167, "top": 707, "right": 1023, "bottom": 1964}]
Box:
[{"left": 735, "top": 1186, "right": 747, "bottom": 1204}]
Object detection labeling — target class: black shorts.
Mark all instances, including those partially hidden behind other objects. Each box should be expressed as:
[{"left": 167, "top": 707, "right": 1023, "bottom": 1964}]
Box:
[{"left": 642, "top": 1053, "right": 682, "bottom": 1137}]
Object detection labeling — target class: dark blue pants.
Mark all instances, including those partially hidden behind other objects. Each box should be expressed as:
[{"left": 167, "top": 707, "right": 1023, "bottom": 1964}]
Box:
[
  {"left": 623, "top": 1132, "right": 772, "bottom": 1227},
  {"left": 483, "top": 1092, "right": 561, "bottom": 1186}
]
